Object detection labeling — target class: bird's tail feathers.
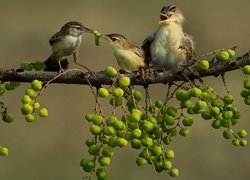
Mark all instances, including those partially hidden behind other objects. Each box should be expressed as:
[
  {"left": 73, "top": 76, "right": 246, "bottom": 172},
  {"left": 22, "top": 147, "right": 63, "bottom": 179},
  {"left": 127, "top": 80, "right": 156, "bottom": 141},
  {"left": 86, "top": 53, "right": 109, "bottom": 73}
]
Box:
[{"left": 44, "top": 55, "right": 69, "bottom": 71}]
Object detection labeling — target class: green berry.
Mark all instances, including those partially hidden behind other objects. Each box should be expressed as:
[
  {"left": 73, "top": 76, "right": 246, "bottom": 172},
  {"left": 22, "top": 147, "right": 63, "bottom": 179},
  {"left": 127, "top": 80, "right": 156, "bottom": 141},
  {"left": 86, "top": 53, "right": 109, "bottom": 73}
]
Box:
[
  {"left": 244, "top": 97, "right": 250, "bottom": 105},
  {"left": 33, "top": 102, "right": 40, "bottom": 110},
  {"left": 0, "top": 85, "right": 5, "bottom": 95},
  {"left": 98, "top": 88, "right": 109, "bottom": 98},
  {"left": 227, "top": 49, "right": 235, "bottom": 58},
  {"left": 103, "top": 126, "right": 116, "bottom": 136},
  {"left": 165, "top": 149, "right": 174, "bottom": 159},
  {"left": 151, "top": 145, "right": 162, "bottom": 156},
  {"left": 133, "top": 91, "right": 142, "bottom": 101},
  {"left": 131, "top": 139, "right": 142, "bottom": 149},
  {"left": 33, "top": 60, "right": 46, "bottom": 71},
  {"left": 129, "top": 112, "right": 141, "bottom": 122},
  {"left": 31, "top": 80, "right": 42, "bottom": 91},
  {"left": 232, "top": 139, "right": 240, "bottom": 146},
  {"left": 0, "top": 147, "right": 8, "bottom": 156},
  {"left": 155, "top": 100, "right": 163, "bottom": 108},
  {"left": 166, "top": 106, "right": 178, "bottom": 117},
  {"left": 143, "top": 121, "right": 154, "bottom": 132},
  {"left": 164, "top": 115, "right": 175, "bottom": 125},
  {"left": 21, "top": 104, "right": 33, "bottom": 115},
  {"left": 112, "top": 88, "right": 124, "bottom": 97},
  {"left": 10, "top": 81, "right": 21, "bottom": 87},
  {"left": 240, "top": 90, "right": 249, "bottom": 98},
  {"left": 201, "top": 111, "right": 212, "bottom": 120},
  {"left": 169, "top": 168, "right": 179, "bottom": 177},
  {"left": 216, "top": 51, "right": 230, "bottom": 61},
  {"left": 20, "top": 61, "right": 33, "bottom": 71},
  {"left": 131, "top": 129, "right": 142, "bottom": 139},
  {"left": 238, "top": 129, "right": 247, "bottom": 138},
  {"left": 118, "top": 76, "right": 130, "bottom": 87},
  {"left": 85, "top": 139, "right": 96, "bottom": 147},
  {"left": 239, "top": 139, "right": 247, "bottom": 146},
  {"left": 136, "top": 157, "right": 147, "bottom": 166},
  {"left": 223, "top": 129, "right": 233, "bottom": 139},
  {"left": 91, "top": 115, "right": 103, "bottom": 125},
  {"left": 90, "top": 125, "right": 102, "bottom": 135},
  {"left": 85, "top": 113, "right": 93, "bottom": 121},
  {"left": 195, "top": 100, "right": 207, "bottom": 109},
  {"left": 209, "top": 107, "right": 220, "bottom": 117},
  {"left": 182, "top": 116, "right": 194, "bottom": 126},
  {"left": 98, "top": 156, "right": 111, "bottom": 166},
  {"left": 179, "top": 128, "right": 189, "bottom": 136},
  {"left": 180, "top": 100, "right": 191, "bottom": 108},
  {"left": 25, "top": 88, "right": 37, "bottom": 98},
  {"left": 96, "top": 168, "right": 108, "bottom": 180},
  {"left": 21, "top": 95, "right": 32, "bottom": 104},
  {"left": 198, "top": 60, "right": 209, "bottom": 70},
  {"left": 25, "top": 114, "right": 35, "bottom": 122},
  {"left": 190, "top": 87, "right": 202, "bottom": 97},
  {"left": 141, "top": 137, "right": 153, "bottom": 147},
  {"left": 212, "top": 120, "right": 221, "bottom": 129},
  {"left": 104, "top": 66, "right": 117, "bottom": 78},
  {"left": 162, "top": 161, "right": 172, "bottom": 170},
  {"left": 242, "top": 65, "right": 250, "bottom": 74},
  {"left": 116, "top": 138, "right": 128, "bottom": 147},
  {"left": 244, "top": 79, "right": 250, "bottom": 89},
  {"left": 177, "top": 90, "right": 191, "bottom": 101},
  {"left": 4, "top": 113, "right": 14, "bottom": 123},
  {"left": 5, "top": 82, "right": 15, "bottom": 90},
  {"left": 102, "top": 146, "right": 114, "bottom": 157},
  {"left": 88, "top": 144, "right": 100, "bottom": 155},
  {"left": 223, "top": 94, "right": 234, "bottom": 104},
  {"left": 106, "top": 116, "right": 118, "bottom": 126},
  {"left": 113, "top": 120, "right": 125, "bottom": 130},
  {"left": 222, "top": 111, "right": 233, "bottom": 119},
  {"left": 38, "top": 108, "right": 48, "bottom": 117}
]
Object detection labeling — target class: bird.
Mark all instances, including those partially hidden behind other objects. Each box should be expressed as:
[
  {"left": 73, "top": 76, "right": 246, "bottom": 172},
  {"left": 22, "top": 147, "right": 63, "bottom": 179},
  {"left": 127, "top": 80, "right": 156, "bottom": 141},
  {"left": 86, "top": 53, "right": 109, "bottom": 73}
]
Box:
[
  {"left": 44, "top": 21, "right": 95, "bottom": 75},
  {"left": 142, "top": 5, "right": 195, "bottom": 71},
  {"left": 101, "top": 33, "right": 148, "bottom": 72}
]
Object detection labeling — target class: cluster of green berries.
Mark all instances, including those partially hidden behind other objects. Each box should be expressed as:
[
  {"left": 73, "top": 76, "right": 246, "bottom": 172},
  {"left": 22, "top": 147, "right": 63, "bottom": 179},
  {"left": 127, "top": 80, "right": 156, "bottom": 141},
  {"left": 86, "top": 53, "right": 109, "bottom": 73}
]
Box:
[
  {"left": 198, "top": 49, "right": 235, "bottom": 71},
  {"left": 81, "top": 67, "right": 180, "bottom": 179},
  {"left": 0, "top": 145, "right": 8, "bottom": 156},
  {"left": 1, "top": 81, "right": 21, "bottom": 123},
  {"left": 241, "top": 65, "right": 250, "bottom": 105},
  {"left": 175, "top": 87, "right": 247, "bottom": 146},
  {"left": 21, "top": 80, "right": 48, "bottom": 122},
  {"left": 20, "top": 60, "right": 46, "bottom": 71}
]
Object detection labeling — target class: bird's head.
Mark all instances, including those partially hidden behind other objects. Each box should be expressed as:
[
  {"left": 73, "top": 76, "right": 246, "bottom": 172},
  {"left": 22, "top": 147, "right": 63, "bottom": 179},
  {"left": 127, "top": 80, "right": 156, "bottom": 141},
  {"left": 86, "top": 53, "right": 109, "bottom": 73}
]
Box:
[
  {"left": 61, "top": 21, "right": 93, "bottom": 36},
  {"left": 101, "top": 33, "right": 130, "bottom": 50},
  {"left": 159, "top": 5, "right": 184, "bottom": 25}
]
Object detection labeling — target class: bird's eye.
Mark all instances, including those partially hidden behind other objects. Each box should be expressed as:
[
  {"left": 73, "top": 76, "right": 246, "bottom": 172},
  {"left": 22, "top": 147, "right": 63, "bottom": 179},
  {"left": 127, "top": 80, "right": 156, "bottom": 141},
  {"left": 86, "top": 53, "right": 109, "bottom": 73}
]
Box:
[
  {"left": 75, "top": 26, "right": 81, "bottom": 30},
  {"left": 168, "top": 13, "right": 172, "bottom": 17},
  {"left": 112, "top": 37, "right": 117, "bottom": 41}
]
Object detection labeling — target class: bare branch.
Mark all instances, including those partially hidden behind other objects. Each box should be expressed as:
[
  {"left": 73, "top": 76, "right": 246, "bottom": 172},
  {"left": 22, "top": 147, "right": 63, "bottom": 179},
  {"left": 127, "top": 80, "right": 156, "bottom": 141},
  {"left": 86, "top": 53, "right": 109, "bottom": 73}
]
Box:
[{"left": 0, "top": 52, "right": 249, "bottom": 86}]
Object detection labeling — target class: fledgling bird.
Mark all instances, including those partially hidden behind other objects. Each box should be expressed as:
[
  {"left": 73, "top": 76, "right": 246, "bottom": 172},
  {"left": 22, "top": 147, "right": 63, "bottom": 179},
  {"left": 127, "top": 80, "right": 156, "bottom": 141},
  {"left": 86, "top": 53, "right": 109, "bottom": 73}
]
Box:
[
  {"left": 44, "top": 21, "right": 94, "bottom": 74},
  {"left": 101, "top": 33, "right": 148, "bottom": 72},
  {"left": 142, "top": 5, "right": 195, "bottom": 71}
]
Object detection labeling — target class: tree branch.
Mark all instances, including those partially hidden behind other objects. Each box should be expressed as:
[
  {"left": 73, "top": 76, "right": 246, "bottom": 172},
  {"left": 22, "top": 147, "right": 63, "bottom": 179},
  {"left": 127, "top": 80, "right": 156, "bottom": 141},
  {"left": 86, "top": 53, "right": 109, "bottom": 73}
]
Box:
[{"left": 0, "top": 52, "right": 249, "bottom": 86}]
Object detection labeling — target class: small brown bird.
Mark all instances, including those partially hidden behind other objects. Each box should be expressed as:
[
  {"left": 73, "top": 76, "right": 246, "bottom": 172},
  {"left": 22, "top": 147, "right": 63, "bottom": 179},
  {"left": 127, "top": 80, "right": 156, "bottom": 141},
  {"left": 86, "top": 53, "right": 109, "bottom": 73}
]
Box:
[
  {"left": 142, "top": 5, "right": 195, "bottom": 71},
  {"left": 101, "top": 33, "right": 148, "bottom": 72},
  {"left": 44, "top": 21, "right": 94, "bottom": 74}
]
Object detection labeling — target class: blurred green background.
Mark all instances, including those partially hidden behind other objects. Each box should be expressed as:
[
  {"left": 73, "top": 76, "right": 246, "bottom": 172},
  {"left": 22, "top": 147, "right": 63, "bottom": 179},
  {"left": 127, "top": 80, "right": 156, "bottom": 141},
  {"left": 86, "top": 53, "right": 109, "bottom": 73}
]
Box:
[{"left": 0, "top": 0, "right": 249, "bottom": 179}]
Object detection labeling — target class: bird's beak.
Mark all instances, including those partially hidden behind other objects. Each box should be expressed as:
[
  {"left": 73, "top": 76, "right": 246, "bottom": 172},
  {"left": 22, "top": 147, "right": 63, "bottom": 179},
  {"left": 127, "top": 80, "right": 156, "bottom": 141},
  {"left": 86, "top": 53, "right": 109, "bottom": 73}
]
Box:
[
  {"left": 101, "top": 35, "right": 112, "bottom": 42},
  {"left": 159, "top": 13, "right": 168, "bottom": 23},
  {"left": 83, "top": 27, "right": 93, "bottom": 33}
]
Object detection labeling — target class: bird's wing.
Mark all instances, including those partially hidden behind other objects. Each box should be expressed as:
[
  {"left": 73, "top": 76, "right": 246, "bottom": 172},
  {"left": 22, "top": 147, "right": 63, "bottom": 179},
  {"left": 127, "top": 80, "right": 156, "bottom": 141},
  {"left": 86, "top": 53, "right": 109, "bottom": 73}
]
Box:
[
  {"left": 181, "top": 33, "right": 195, "bottom": 60},
  {"left": 141, "top": 34, "right": 154, "bottom": 66},
  {"left": 49, "top": 31, "right": 63, "bottom": 46},
  {"left": 132, "top": 44, "right": 148, "bottom": 68}
]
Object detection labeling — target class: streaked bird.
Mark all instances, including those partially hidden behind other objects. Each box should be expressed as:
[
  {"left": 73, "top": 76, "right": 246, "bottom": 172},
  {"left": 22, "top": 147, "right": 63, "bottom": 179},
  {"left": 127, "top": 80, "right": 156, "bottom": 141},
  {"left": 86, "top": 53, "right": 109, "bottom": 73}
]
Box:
[
  {"left": 44, "top": 21, "right": 95, "bottom": 74},
  {"left": 142, "top": 5, "right": 195, "bottom": 71},
  {"left": 101, "top": 33, "right": 148, "bottom": 72}
]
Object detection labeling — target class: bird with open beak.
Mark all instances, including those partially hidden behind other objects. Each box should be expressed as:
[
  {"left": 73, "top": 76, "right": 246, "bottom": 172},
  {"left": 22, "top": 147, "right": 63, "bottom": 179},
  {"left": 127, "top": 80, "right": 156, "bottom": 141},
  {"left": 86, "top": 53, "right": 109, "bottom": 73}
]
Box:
[{"left": 142, "top": 5, "right": 195, "bottom": 71}]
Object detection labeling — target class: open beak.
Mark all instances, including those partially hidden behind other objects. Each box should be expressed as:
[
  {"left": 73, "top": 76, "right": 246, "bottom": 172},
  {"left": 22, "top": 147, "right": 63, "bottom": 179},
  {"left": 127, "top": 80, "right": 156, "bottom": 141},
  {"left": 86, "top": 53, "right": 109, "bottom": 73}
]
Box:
[{"left": 159, "top": 13, "right": 168, "bottom": 23}]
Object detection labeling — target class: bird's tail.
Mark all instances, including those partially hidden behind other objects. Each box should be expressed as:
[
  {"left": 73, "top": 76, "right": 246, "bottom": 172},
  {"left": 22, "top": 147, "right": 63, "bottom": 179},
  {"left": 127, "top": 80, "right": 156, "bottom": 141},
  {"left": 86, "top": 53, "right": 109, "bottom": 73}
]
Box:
[{"left": 44, "top": 55, "right": 69, "bottom": 71}]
